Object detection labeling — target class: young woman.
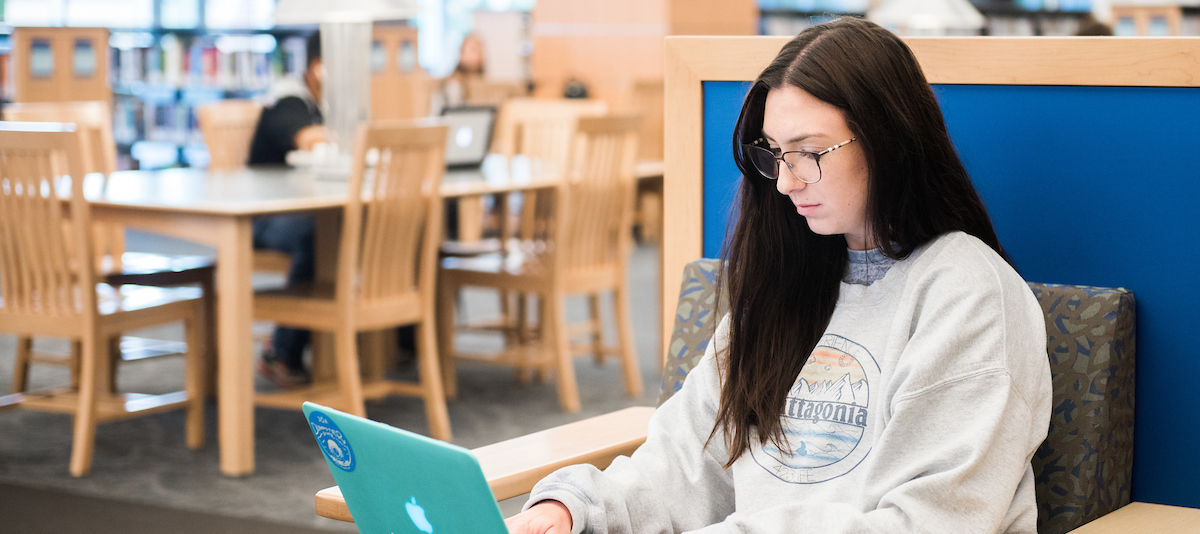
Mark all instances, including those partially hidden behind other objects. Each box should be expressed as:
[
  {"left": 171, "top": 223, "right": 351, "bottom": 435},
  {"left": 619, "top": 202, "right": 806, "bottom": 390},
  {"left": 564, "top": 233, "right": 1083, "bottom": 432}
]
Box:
[
  {"left": 431, "top": 34, "right": 486, "bottom": 115},
  {"left": 506, "top": 17, "right": 1051, "bottom": 534}
]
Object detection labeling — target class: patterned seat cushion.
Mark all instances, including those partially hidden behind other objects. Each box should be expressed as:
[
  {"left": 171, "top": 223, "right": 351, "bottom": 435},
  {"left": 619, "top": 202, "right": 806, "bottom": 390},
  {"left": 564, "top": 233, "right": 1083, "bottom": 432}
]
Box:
[{"left": 660, "top": 261, "right": 1137, "bottom": 534}]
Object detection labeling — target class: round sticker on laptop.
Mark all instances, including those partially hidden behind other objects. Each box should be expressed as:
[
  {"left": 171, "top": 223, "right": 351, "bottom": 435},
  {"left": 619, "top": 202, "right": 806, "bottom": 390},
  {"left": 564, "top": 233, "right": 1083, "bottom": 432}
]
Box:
[{"left": 308, "top": 411, "right": 356, "bottom": 472}]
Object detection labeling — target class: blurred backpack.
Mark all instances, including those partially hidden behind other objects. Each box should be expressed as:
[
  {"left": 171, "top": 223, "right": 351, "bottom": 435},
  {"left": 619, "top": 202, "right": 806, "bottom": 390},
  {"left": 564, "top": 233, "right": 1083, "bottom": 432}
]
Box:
[{"left": 563, "top": 77, "right": 589, "bottom": 99}]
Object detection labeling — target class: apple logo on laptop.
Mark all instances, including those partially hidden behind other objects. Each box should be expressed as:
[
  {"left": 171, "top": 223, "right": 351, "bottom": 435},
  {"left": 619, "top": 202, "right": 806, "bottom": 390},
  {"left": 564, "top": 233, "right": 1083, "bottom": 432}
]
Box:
[
  {"left": 455, "top": 125, "right": 473, "bottom": 148},
  {"left": 405, "top": 496, "right": 433, "bottom": 534}
]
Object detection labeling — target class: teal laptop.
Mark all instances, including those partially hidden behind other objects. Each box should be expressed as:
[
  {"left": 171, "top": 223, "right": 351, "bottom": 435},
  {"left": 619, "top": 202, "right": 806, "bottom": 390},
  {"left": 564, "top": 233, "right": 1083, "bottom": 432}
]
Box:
[{"left": 302, "top": 402, "right": 509, "bottom": 534}]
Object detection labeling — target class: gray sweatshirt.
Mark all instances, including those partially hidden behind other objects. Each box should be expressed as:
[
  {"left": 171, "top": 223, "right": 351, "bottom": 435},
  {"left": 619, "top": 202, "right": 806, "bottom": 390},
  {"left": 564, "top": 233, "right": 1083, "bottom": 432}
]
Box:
[{"left": 525, "top": 231, "right": 1052, "bottom": 534}]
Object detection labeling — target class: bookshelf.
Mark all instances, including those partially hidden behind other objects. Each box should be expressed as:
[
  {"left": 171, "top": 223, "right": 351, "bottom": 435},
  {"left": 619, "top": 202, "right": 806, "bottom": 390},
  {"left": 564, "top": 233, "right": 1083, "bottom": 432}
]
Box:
[
  {"left": 1, "top": 0, "right": 312, "bottom": 170},
  {"left": 757, "top": 0, "right": 1094, "bottom": 37},
  {"left": 1110, "top": 5, "right": 1200, "bottom": 36},
  {"left": 0, "top": 24, "right": 10, "bottom": 106},
  {"left": 109, "top": 28, "right": 312, "bottom": 169}
]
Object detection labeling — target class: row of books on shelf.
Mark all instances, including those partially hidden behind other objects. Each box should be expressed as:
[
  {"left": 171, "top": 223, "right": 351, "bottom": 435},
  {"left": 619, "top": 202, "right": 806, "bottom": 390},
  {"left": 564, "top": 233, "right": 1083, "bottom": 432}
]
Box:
[
  {"left": 114, "top": 95, "right": 210, "bottom": 147},
  {"left": 111, "top": 32, "right": 308, "bottom": 91},
  {"left": 759, "top": 10, "right": 1088, "bottom": 36}
]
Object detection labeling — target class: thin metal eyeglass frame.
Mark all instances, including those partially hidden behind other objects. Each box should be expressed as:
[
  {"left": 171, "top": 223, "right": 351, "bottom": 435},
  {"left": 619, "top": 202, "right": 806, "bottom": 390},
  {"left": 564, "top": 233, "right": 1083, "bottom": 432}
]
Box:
[{"left": 744, "top": 137, "right": 857, "bottom": 184}]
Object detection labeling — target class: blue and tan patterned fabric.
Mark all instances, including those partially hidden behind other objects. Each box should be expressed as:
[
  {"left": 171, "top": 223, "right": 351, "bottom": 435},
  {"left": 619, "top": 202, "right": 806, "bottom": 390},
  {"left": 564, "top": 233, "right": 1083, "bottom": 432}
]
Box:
[
  {"left": 658, "top": 260, "right": 1137, "bottom": 534},
  {"left": 1028, "top": 283, "right": 1136, "bottom": 534},
  {"left": 659, "top": 258, "right": 724, "bottom": 405}
]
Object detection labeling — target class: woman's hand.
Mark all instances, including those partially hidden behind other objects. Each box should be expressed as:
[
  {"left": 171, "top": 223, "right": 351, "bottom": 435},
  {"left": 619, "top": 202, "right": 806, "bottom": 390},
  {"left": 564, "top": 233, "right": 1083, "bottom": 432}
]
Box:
[{"left": 504, "top": 500, "right": 573, "bottom": 534}]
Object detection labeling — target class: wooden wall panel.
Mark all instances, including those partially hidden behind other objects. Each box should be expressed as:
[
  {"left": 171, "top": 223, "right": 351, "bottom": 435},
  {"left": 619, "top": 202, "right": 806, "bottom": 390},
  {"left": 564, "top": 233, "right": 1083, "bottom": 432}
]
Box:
[
  {"left": 530, "top": 0, "right": 756, "bottom": 109},
  {"left": 669, "top": 0, "right": 759, "bottom": 36},
  {"left": 530, "top": 35, "right": 665, "bottom": 107}
]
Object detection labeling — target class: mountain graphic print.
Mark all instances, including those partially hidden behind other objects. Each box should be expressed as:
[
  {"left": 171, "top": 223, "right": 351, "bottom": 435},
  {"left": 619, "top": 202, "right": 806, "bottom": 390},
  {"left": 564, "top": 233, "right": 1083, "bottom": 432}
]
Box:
[{"left": 750, "top": 333, "right": 881, "bottom": 484}]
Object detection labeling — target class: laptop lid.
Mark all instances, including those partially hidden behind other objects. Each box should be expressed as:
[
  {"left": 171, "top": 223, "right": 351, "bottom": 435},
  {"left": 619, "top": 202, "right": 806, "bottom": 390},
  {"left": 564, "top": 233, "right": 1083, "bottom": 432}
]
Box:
[
  {"left": 441, "top": 105, "right": 497, "bottom": 168},
  {"left": 303, "top": 402, "right": 508, "bottom": 534}
]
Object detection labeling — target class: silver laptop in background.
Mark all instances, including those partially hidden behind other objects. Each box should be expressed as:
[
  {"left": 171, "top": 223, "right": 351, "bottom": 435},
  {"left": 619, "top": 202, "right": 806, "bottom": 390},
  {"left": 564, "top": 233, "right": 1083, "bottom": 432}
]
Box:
[{"left": 441, "top": 105, "right": 497, "bottom": 169}]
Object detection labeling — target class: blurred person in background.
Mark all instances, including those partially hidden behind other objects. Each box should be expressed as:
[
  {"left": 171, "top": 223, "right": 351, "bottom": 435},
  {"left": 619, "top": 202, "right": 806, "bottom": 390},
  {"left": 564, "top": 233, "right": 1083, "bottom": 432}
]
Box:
[
  {"left": 248, "top": 31, "right": 326, "bottom": 388},
  {"left": 431, "top": 33, "right": 486, "bottom": 114}
]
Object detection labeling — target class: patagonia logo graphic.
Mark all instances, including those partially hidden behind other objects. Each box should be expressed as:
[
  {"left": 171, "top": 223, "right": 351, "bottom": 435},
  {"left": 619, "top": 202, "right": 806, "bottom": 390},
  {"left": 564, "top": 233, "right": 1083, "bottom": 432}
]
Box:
[
  {"left": 751, "top": 333, "right": 880, "bottom": 484},
  {"left": 308, "top": 411, "right": 356, "bottom": 472}
]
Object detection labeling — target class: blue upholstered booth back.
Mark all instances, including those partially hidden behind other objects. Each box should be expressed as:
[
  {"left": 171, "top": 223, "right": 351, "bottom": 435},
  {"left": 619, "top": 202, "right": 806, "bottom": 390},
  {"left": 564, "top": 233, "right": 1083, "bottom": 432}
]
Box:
[{"left": 700, "top": 80, "right": 1200, "bottom": 507}]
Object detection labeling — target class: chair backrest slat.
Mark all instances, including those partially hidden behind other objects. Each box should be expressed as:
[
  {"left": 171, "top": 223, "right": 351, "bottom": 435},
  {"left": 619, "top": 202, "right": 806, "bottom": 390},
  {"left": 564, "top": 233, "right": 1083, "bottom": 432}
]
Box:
[
  {"left": 341, "top": 122, "right": 447, "bottom": 304},
  {"left": 556, "top": 115, "right": 640, "bottom": 272},
  {"left": 0, "top": 124, "right": 94, "bottom": 320}
]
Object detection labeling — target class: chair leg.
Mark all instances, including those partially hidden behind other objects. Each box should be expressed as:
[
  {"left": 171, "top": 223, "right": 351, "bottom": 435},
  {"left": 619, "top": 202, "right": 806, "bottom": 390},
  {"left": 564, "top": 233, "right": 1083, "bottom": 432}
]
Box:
[
  {"left": 107, "top": 335, "right": 121, "bottom": 394},
  {"left": 70, "top": 332, "right": 103, "bottom": 477},
  {"left": 200, "top": 274, "right": 218, "bottom": 400},
  {"left": 69, "top": 340, "right": 82, "bottom": 390},
  {"left": 516, "top": 292, "right": 532, "bottom": 344},
  {"left": 546, "top": 290, "right": 581, "bottom": 412},
  {"left": 184, "top": 309, "right": 205, "bottom": 450},
  {"left": 613, "top": 283, "right": 644, "bottom": 397},
  {"left": 499, "top": 290, "right": 517, "bottom": 345},
  {"left": 311, "top": 333, "right": 336, "bottom": 383},
  {"left": 334, "top": 324, "right": 366, "bottom": 417},
  {"left": 360, "top": 331, "right": 387, "bottom": 383},
  {"left": 436, "top": 278, "right": 459, "bottom": 400},
  {"left": 12, "top": 336, "right": 32, "bottom": 394},
  {"left": 533, "top": 294, "right": 548, "bottom": 384},
  {"left": 416, "top": 321, "right": 452, "bottom": 442},
  {"left": 511, "top": 291, "right": 530, "bottom": 384},
  {"left": 455, "top": 288, "right": 468, "bottom": 323},
  {"left": 588, "top": 293, "right": 605, "bottom": 365}
]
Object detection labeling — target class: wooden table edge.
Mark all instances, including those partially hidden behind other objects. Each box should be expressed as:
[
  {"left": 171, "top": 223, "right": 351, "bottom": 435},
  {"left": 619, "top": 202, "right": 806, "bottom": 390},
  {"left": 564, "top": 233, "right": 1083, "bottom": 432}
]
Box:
[
  {"left": 1066, "top": 501, "right": 1200, "bottom": 533},
  {"left": 315, "top": 406, "right": 656, "bottom": 523}
]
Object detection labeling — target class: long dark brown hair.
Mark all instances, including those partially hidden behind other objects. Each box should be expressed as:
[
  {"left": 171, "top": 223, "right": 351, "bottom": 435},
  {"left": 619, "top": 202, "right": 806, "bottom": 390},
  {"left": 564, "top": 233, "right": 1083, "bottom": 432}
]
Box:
[{"left": 712, "top": 17, "right": 1005, "bottom": 466}]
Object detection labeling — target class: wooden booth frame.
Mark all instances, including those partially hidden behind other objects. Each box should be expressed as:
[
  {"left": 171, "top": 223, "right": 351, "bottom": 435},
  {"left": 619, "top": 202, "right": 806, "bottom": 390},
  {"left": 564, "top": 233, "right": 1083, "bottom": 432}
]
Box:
[{"left": 661, "top": 34, "right": 1200, "bottom": 510}]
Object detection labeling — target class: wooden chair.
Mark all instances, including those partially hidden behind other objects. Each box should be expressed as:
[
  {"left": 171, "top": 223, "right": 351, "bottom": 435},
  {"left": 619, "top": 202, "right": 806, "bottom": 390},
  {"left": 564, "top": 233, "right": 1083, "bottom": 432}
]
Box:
[
  {"left": 195, "top": 99, "right": 262, "bottom": 172},
  {"left": 445, "top": 97, "right": 608, "bottom": 249},
  {"left": 438, "top": 115, "right": 644, "bottom": 413},
  {"left": 630, "top": 79, "right": 664, "bottom": 243},
  {"left": 1, "top": 103, "right": 216, "bottom": 395},
  {"left": 4, "top": 101, "right": 125, "bottom": 268},
  {"left": 491, "top": 97, "right": 609, "bottom": 164},
  {"left": 0, "top": 123, "right": 206, "bottom": 477},
  {"left": 252, "top": 122, "right": 452, "bottom": 441},
  {"left": 447, "top": 98, "right": 611, "bottom": 347},
  {"left": 630, "top": 80, "right": 664, "bottom": 161},
  {"left": 194, "top": 99, "right": 294, "bottom": 274},
  {"left": 500, "top": 98, "right": 609, "bottom": 244}
]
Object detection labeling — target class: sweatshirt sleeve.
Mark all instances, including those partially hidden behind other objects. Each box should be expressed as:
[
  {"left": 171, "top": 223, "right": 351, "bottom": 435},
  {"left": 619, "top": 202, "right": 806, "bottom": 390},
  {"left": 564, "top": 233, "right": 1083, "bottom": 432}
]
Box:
[
  {"left": 684, "top": 244, "right": 1052, "bottom": 534},
  {"left": 524, "top": 316, "right": 737, "bottom": 534}
]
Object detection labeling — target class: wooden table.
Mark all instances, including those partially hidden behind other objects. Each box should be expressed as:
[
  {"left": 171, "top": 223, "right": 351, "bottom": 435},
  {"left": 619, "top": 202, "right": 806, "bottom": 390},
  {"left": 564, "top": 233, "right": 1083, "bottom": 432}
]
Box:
[{"left": 85, "top": 159, "right": 558, "bottom": 476}]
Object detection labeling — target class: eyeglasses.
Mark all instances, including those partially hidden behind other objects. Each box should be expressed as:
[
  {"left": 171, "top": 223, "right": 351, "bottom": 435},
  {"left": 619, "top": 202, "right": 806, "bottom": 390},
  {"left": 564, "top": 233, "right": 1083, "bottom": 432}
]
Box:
[{"left": 743, "top": 137, "right": 857, "bottom": 184}]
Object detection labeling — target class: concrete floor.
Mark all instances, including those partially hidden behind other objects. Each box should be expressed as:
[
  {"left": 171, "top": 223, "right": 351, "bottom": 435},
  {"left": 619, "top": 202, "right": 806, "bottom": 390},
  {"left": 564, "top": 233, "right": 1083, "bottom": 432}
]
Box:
[{"left": 0, "top": 230, "right": 664, "bottom": 531}]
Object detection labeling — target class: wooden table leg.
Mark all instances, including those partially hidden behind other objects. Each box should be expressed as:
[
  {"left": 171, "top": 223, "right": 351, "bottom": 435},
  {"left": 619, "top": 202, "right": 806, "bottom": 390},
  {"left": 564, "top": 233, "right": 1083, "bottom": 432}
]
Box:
[
  {"left": 311, "top": 211, "right": 340, "bottom": 382},
  {"left": 457, "top": 196, "right": 484, "bottom": 242},
  {"left": 216, "top": 217, "right": 255, "bottom": 476}
]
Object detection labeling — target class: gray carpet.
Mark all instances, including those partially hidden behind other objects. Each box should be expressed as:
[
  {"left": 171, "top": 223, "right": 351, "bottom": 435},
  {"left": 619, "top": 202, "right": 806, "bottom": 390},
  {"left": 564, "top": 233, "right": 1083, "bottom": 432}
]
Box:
[{"left": 0, "top": 230, "right": 663, "bottom": 532}]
